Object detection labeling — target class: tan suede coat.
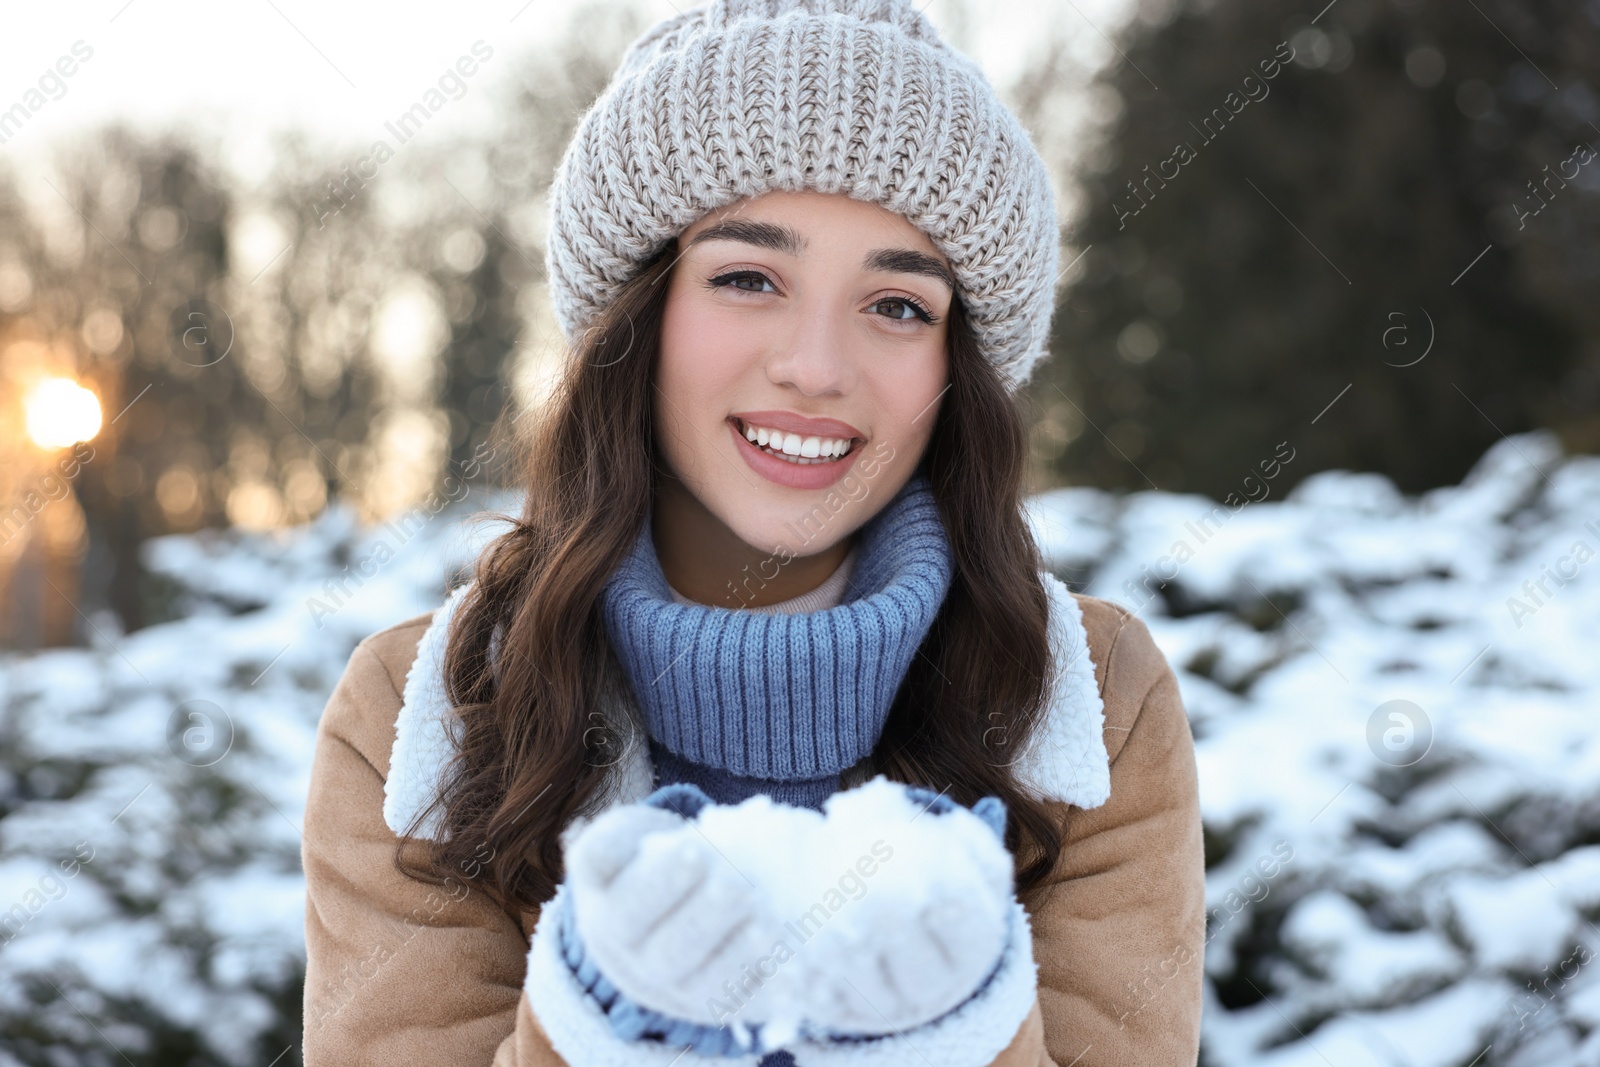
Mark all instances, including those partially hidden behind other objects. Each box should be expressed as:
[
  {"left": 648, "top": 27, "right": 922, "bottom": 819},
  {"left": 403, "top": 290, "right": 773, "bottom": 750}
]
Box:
[{"left": 300, "top": 591, "right": 1205, "bottom": 1065}]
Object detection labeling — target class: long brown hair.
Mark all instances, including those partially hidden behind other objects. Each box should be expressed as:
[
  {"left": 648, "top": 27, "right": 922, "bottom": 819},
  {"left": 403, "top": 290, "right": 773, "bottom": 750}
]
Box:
[{"left": 395, "top": 239, "right": 1065, "bottom": 916}]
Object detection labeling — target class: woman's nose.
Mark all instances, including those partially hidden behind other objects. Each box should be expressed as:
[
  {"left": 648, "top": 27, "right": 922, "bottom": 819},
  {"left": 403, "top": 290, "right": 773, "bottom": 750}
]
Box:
[{"left": 765, "top": 306, "right": 855, "bottom": 396}]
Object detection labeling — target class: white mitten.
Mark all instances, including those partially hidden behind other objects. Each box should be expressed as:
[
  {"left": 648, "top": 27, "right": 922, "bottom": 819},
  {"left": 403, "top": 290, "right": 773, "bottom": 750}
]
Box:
[
  {"left": 785, "top": 778, "right": 1015, "bottom": 1036},
  {"left": 562, "top": 787, "right": 798, "bottom": 1031}
]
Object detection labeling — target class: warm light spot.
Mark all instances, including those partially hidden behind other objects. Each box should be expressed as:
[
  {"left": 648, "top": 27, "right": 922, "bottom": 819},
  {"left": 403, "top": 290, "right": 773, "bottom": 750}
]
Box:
[
  {"left": 363, "top": 407, "right": 446, "bottom": 521},
  {"left": 42, "top": 495, "right": 88, "bottom": 557},
  {"left": 510, "top": 314, "right": 565, "bottom": 417},
  {"left": 226, "top": 480, "right": 285, "bottom": 530},
  {"left": 81, "top": 307, "right": 126, "bottom": 356},
  {"left": 157, "top": 467, "right": 202, "bottom": 520},
  {"left": 372, "top": 279, "right": 446, "bottom": 402},
  {"left": 283, "top": 459, "right": 328, "bottom": 517},
  {"left": 24, "top": 378, "right": 102, "bottom": 449}
]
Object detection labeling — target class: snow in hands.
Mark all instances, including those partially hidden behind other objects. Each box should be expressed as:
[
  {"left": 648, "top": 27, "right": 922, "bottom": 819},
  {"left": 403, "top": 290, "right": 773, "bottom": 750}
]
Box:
[{"left": 562, "top": 775, "right": 1014, "bottom": 1044}]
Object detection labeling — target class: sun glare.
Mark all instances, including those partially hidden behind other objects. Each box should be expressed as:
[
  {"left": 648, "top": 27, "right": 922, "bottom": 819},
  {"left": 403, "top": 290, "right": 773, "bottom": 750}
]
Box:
[{"left": 25, "top": 377, "right": 103, "bottom": 449}]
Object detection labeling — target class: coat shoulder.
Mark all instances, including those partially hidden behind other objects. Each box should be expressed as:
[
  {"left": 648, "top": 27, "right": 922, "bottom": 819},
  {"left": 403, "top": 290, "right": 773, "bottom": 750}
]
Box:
[
  {"left": 356, "top": 610, "right": 436, "bottom": 692},
  {"left": 1067, "top": 590, "right": 1183, "bottom": 765},
  {"left": 319, "top": 610, "right": 436, "bottom": 784}
]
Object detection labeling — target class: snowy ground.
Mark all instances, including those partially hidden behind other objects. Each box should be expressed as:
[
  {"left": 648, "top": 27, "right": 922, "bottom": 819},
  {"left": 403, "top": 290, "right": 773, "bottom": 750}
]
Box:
[{"left": 1, "top": 429, "right": 1596, "bottom": 1066}]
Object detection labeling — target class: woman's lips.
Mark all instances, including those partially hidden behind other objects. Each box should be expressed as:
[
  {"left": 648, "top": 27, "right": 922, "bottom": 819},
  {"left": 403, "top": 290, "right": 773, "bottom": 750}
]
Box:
[
  {"left": 729, "top": 409, "right": 865, "bottom": 441},
  {"left": 727, "top": 417, "right": 862, "bottom": 491}
]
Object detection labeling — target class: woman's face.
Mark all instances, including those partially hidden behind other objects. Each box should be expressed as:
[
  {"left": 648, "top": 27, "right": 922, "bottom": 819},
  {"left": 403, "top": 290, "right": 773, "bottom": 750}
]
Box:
[{"left": 654, "top": 189, "right": 952, "bottom": 558}]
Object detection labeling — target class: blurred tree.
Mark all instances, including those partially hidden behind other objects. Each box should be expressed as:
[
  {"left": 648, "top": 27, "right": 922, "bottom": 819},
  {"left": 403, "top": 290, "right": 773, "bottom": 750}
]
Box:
[
  {"left": 462, "top": 0, "right": 657, "bottom": 442},
  {"left": 1026, "top": 0, "right": 1600, "bottom": 498},
  {"left": 433, "top": 220, "right": 519, "bottom": 474},
  {"left": 1, "top": 129, "right": 255, "bottom": 634},
  {"left": 246, "top": 130, "right": 405, "bottom": 522},
  {"left": 0, "top": 125, "right": 397, "bottom": 639},
  {"left": 0, "top": 3, "right": 654, "bottom": 645}
]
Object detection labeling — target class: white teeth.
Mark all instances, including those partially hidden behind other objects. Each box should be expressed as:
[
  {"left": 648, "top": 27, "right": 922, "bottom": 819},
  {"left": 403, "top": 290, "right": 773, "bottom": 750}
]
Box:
[{"left": 738, "top": 420, "right": 856, "bottom": 464}]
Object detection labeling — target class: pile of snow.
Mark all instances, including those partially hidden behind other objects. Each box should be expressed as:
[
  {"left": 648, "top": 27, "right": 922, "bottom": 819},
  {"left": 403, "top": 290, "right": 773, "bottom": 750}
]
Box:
[{"left": 0, "top": 430, "right": 1595, "bottom": 1065}]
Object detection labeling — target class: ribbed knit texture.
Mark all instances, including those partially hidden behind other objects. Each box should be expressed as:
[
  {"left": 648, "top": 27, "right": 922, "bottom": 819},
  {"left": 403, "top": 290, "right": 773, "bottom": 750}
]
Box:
[
  {"left": 655, "top": 543, "right": 857, "bottom": 807},
  {"left": 600, "top": 472, "right": 952, "bottom": 810},
  {"left": 543, "top": 0, "right": 1061, "bottom": 393}
]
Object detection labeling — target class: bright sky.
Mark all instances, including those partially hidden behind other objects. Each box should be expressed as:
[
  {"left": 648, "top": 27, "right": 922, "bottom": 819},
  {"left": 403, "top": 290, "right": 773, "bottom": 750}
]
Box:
[{"left": 0, "top": 0, "right": 1132, "bottom": 184}]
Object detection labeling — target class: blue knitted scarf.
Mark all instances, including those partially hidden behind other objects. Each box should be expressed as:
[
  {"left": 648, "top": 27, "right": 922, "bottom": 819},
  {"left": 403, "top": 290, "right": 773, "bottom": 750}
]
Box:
[{"left": 599, "top": 472, "right": 954, "bottom": 810}]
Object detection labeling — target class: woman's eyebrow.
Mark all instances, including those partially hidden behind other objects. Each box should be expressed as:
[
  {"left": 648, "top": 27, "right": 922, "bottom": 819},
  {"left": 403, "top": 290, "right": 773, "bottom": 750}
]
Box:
[
  {"left": 864, "top": 248, "right": 955, "bottom": 292},
  {"left": 688, "top": 219, "right": 805, "bottom": 255},
  {"left": 687, "top": 219, "right": 955, "bottom": 291}
]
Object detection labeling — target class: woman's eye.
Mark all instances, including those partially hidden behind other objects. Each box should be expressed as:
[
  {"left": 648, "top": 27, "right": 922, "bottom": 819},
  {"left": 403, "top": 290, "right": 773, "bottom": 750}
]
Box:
[
  {"left": 872, "top": 298, "right": 931, "bottom": 323},
  {"left": 713, "top": 271, "right": 775, "bottom": 294}
]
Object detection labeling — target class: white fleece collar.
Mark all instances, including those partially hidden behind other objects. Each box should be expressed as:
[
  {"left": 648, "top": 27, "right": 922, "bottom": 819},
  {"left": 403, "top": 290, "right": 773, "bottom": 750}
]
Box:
[{"left": 381, "top": 571, "right": 1110, "bottom": 840}]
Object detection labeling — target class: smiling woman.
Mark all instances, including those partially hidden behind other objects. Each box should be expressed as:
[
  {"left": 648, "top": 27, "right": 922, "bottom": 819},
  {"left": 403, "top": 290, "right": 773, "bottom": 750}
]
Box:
[
  {"left": 300, "top": 1, "right": 1205, "bottom": 1065},
  {"left": 652, "top": 191, "right": 952, "bottom": 606}
]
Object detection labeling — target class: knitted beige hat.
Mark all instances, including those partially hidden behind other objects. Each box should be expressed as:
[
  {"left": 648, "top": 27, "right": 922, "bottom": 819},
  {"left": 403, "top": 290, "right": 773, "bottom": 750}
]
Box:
[{"left": 543, "top": 0, "right": 1061, "bottom": 393}]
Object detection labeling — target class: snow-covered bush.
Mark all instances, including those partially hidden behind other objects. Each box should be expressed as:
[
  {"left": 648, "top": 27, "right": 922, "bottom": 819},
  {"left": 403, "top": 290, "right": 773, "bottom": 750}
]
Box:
[
  {"left": 1029, "top": 430, "right": 1600, "bottom": 1066},
  {"left": 0, "top": 490, "right": 515, "bottom": 1067}
]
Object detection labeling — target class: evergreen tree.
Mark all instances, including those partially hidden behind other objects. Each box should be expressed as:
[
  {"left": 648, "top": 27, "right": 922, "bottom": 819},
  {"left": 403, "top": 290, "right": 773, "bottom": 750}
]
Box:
[{"left": 1030, "top": 0, "right": 1599, "bottom": 498}]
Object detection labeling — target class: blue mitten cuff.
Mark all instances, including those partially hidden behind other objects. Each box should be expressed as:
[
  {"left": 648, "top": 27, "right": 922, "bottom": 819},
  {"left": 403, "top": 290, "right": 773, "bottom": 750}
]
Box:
[
  {"left": 557, "top": 781, "right": 793, "bottom": 1059},
  {"left": 639, "top": 780, "right": 717, "bottom": 819},
  {"left": 557, "top": 889, "right": 792, "bottom": 1056},
  {"left": 898, "top": 784, "right": 1008, "bottom": 841}
]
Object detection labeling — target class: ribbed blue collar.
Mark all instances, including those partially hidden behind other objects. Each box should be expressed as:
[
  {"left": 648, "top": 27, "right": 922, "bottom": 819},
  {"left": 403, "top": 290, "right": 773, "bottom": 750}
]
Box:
[{"left": 599, "top": 472, "right": 954, "bottom": 808}]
